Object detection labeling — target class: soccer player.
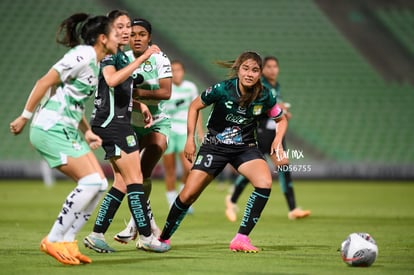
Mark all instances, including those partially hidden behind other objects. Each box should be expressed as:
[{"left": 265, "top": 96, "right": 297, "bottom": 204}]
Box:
[
  {"left": 162, "top": 60, "right": 203, "bottom": 209},
  {"left": 9, "top": 13, "right": 118, "bottom": 265},
  {"left": 158, "top": 51, "right": 288, "bottom": 253},
  {"left": 225, "top": 56, "right": 311, "bottom": 221},
  {"left": 83, "top": 10, "right": 170, "bottom": 254},
  {"left": 94, "top": 18, "right": 172, "bottom": 246}
]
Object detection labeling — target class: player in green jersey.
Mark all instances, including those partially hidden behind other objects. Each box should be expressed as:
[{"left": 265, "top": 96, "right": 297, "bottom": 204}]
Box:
[
  {"left": 158, "top": 51, "right": 288, "bottom": 253},
  {"left": 162, "top": 60, "right": 203, "bottom": 209},
  {"left": 111, "top": 18, "right": 173, "bottom": 247},
  {"left": 225, "top": 56, "right": 311, "bottom": 221},
  {"left": 9, "top": 13, "right": 118, "bottom": 265},
  {"left": 83, "top": 10, "right": 170, "bottom": 254}
]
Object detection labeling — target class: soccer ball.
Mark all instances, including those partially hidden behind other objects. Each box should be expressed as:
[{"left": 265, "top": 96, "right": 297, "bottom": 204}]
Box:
[{"left": 340, "top": 232, "right": 378, "bottom": 267}]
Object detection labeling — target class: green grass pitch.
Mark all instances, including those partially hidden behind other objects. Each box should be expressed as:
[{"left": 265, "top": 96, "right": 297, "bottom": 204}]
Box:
[{"left": 0, "top": 179, "right": 413, "bottom": 274}]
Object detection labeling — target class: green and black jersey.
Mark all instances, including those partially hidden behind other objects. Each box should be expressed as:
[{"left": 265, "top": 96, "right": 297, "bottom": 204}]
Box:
[
  {"left": 91, "top": 49, "right": 133, "bottom": 127},
  {"left": 201, "top": 77, "right": 282, "bottom": 149}
]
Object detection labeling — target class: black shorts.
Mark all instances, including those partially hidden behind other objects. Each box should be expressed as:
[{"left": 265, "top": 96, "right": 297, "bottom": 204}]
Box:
[
  {"left": 92, "top": 123, "right": 139, "bottom": 160},
  {"left": 192, "top": 143, "right": 265, "bottom": 177},
  {"left": 256, "top": 129, "right": 287, "bottom": 155}
]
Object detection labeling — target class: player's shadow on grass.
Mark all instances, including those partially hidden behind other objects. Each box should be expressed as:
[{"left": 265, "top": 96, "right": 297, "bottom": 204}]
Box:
[
  {"left": 92, "top": 255, "right": 198, "bottom": 265},
  {"left": 260, "top": 244, "right": 330, "bottom": 251}
]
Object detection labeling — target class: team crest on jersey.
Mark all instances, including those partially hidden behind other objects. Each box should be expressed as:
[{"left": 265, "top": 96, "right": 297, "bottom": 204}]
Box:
[
  {"left": 253, "top": 105, "right": 263, "bottom": 115},
  {"left": 126, "top": 135, "right": 137, "bottom": 147},
  {"left": 143, "top": 61, "right": 153, "bottom": 72}
]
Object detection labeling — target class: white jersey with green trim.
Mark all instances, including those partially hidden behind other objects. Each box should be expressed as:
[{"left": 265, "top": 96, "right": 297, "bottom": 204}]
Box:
[
  {"left": 31, "top": 45, "right": 99, "bottom": 131},
  {"left": 124, "top": 50, "right": 172, "bottom": 127},
  {"left": 164, "top": 80, "right": 198, "bottom": 134}
]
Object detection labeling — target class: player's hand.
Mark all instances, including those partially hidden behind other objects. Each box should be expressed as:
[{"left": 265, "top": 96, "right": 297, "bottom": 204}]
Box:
[
  {"left": 85, "top": 129, "right": 102, "bottom": 150},
  {"left": 9, "top": 116, "right": 28, "bottom": 135},
  {"left": 184, "top": 139, "right": 196, "bottom": 163},
  {"left": 270, "top": 140, "right": 289, "bottom": 166},
  {"left": 141, "top": 44, "right": 160, "bottom": 60},
  {"left": 141, "top": 104, "right": 153, "bottom": 129}
]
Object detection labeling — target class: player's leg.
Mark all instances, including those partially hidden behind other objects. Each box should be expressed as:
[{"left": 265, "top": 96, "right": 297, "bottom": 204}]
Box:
[
  {"left": 163, "top": 152, "right": 178, "bottom": 207},
  {"left": 84, "top": 164, "right": 125, "bottom": 253},
  {"left": 225, "top": 174, "right": 249, "bottom": 222},
  {"left": 278, "top": 138, "right": 311, "bottom": 219},
  {"left": 229, "top": 155, "right": 272, "bottom": 253},
  {"left": 43, "top": 154, "right": 104, "bottom": 264},
  {"left": 159, "top": 169, "right": 214, "bottom": 242}
]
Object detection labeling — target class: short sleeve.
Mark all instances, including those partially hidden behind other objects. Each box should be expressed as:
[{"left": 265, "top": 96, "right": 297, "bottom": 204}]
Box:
[
  {"left": 189, "top": 81, "right": 199, "bottom": 100},
  {"left": 156, "top": 52, "right": 172, "bottom": 79},
  {"left": 200, "top": 84, "right": 221, "bottom": 106},
  {"left": 100, "top": 54, "right": 116, "bottom": 68},
  {"left": 52, "top": 48, "right": 87, "bottom": 83}
]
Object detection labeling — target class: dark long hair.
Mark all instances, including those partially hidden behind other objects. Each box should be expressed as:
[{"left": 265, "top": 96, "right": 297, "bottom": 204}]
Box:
[
  {"left": 107, "top": 9, "right": 130, "bottom": 24},
  {"left": 56, "top": 13, "right": 110, "bottom": 48},
  {"left": 216, "top": 51, "right": 263, "bottom": 107}
]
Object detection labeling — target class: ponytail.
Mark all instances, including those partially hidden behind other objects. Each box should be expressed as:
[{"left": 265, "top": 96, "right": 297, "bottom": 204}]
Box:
[{"left": 56, "top": 13, "right": 110, "bottom": 48}]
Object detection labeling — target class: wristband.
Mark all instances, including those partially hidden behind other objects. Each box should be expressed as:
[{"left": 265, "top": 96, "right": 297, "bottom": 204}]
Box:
[{"left": 21, "top": 109, "right": 33, "bottom": 119}]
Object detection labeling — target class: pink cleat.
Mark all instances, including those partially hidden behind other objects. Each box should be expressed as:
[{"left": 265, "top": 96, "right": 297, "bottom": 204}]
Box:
[{"left": 229, "top": 233, "right": 259, "bottom": 253}]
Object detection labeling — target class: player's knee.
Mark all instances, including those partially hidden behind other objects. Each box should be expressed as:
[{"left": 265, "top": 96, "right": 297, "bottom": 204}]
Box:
[{"left": 78, "top": 172, "right": 104, "bottom": 194}]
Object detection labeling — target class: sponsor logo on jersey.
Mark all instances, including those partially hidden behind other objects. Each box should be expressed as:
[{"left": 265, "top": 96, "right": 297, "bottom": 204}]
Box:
[
  {"left": 237, "top": 106, "right": 246, "bottom": 114},
  {"left": 225, "top": 113, "right": 252, "bottom": 124}
]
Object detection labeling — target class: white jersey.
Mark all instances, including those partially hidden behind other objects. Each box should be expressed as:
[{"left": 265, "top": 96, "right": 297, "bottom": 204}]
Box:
[
  {"left": 124, "top": 50, "right": 172, "bottom": 127},
  {"left": 164, "top": 80, "right": 198, "bottom": 134},
  {"left": 32, "top": 45, "right": 99, "bottom": 130}
]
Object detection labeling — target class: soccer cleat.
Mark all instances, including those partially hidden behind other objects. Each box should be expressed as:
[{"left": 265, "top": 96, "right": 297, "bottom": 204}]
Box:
[
  {"left": 288, "top": 208, "right": 311, "bottom": 220},
  {"left": 65, "top": 240, "right": 92, "bottom": 264},
  {"left": 225, "top": 194, "right": 239, "bottom": 222},
  {"left": 136, "top": 234, "right": 171, "bottom": 253},
  {"left": 83, "top": 233, "right": 116, "bottom": 253},
  {"left": 114, "top": 222, "right": 138, "bottom": 244},
  {"left": 229, "top": 233, "right": 259, "bottom": 253},
  {"left": 40, "top": 236, "right": 80, "bottom": 265}
]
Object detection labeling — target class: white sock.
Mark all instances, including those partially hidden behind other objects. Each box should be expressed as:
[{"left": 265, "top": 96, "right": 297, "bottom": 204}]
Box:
[
  {"left": 47, "top": 173, "right": 102, "bottom": 242},
  {"left": 63, "top": 178, "right": 108, "bottom": 241},
  {"left": 166, "top": 190, "right": 178, "bottom": 208}
]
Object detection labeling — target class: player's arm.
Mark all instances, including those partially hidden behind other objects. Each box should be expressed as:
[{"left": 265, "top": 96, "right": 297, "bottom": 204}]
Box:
[
  {"left": 9, "top": 69, "right": 61, "bottom": 135},
  {"left": 132, "top": 101, "right": 153, "bottom": 128},
  {"left": 134, "top": 77, "right": 172, "bottom": 100},
  {"left": 78, "top": 115, "right": 102, "bottom": 150},
  {"left": 103, "top": 45, "right": 160, "bottom": 87},
  {"left": 184, "top": 96, "right": 207, "bottom": 162},
  {"left": 267, "top": 104, "right": 289, "bottom": 165}
]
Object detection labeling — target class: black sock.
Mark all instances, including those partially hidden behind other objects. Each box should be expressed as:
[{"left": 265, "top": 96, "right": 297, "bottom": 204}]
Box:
[
  {"left": 231, "top": 175, "right": 250, "bottom": 203},
  {"left": 160, "top": 197, "right": 189, "bottom": 240},
  {"left": 93, "top": 187, "right": 124, "bottom": 234},
  {"left": 127, "top": 184, "right": 151, "bottom": 237},
  {"left": 238, "top": 187, "right": 271, "bottom": 235},
  {"left": 278, "top": 170, "right": 296, "bottom": 211}
]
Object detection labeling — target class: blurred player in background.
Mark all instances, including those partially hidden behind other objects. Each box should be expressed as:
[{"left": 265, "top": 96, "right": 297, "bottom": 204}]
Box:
[
  {"left": 158, "top": 51, "right": 288, "bottom": 253},
  {"left": 9, "top": 13, "right": 118, "bottom": 265},
  {"left": 225, "top": 56, "right": 311, "bottom": 221},
  {"left": 83, "top": 10, "right": 169, "bottom": 254},
  {"left": 162, "top": 60, "right": 203, "bottom": 210},
  {"left": 113, "top": 18, "right": 173, "bottom": 246}
]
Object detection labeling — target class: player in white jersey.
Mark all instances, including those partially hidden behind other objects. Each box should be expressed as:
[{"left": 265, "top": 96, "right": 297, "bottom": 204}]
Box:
[
  {"left": 9, "top": 13, "right": 118, "bottom": 265},
  {"left": 162, "top": 60, "right": 203, "bottom": 208},
  {"left": 110, "top": 18, "right": 173, "bottom": 245}
]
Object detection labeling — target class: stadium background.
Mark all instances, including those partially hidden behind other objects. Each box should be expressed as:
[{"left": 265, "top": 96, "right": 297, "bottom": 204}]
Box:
[{"left": 0, "top": 0, "right": 413, "bottom": 180}]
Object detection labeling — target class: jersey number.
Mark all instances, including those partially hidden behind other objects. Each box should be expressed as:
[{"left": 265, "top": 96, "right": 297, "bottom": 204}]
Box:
[{"left": 204, "top": 154, "right": 213, "bottom": 168}]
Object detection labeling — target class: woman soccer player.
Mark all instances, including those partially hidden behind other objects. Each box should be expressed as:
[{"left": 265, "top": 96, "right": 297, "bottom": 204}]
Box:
[
  {"left": 91, "top": 18, "right": 173, "bottom": 246},
  {"left": 83, "top": 10, "right": 170, "bottom": 254},
  {"left": 162, "top": 60, "right": 203, "bottom": 209},
  {"left": 158, "top": 51, "right": 288, "bottom": 253},
  {"left": 9, "top": 13, "right": 118, "bottom": 265},
  {"left": 225, "top": 56, "right": 311, "bottom": 221}
]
